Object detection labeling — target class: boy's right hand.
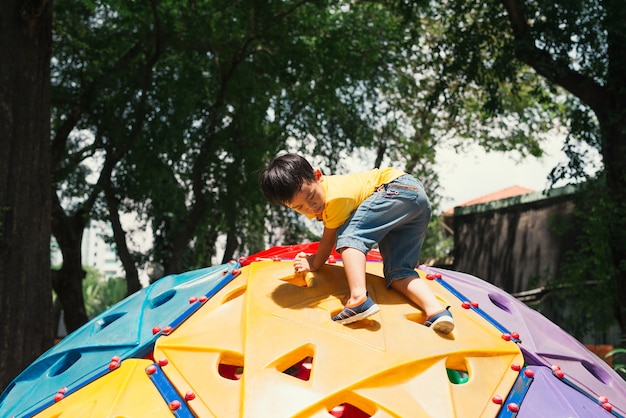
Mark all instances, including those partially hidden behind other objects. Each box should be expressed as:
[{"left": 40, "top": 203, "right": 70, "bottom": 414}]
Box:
[{"left": 294, "top": 252, "right": 313, "bottom": 273}]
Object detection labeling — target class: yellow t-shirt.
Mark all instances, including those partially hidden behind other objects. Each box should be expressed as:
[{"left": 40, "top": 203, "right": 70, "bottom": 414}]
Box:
[{"left": 308, "top": 168, "right": 405, "bottom": 229}]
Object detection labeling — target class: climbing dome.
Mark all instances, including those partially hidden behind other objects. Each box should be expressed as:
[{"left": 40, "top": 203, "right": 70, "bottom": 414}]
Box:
[{"left": 2, "top": 243, "right": 626, "bottom": 417}]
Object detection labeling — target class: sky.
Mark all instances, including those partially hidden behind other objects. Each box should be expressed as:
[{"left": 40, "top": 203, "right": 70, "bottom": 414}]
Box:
[
  {"left": 435, "top": 135, "right": 570, "bottom": 211},
  {"left": 341, "top": 134, "right": 579, "bottom": 214}
]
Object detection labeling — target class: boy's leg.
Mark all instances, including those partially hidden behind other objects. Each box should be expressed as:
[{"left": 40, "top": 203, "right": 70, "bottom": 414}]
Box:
[
  {"left": 391, "top": 276, "right": 454, "bottom": 334},
  {"left": 389, "top": 276, "right": 442, "bottom": 317},
  {"left": 331, "top": 247, "right": 379, "bottom": 324},
  {"left": 340, "top": 247, "right": 368, "bottom": 305}
]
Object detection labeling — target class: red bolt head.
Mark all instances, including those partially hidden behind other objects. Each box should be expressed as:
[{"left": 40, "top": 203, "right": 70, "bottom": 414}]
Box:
[
  {"left": 108, "top": 361, "right": 119, "bottom": 370},
  {"left": 524, "top": 369, "right": 535, "bottom": 378},
  {"left": 511, "top": 363, "right": 521, "bottom": 372},
  {"left": 189, "top": 296, "right": 198, "bottom": 303},
  {"left": 551, "top": 364, "right": 561, "bottom": 372},
  {"left": 603, "top": 402, "right": 613, "bottom": 411},
  {"left": 158, "top": 358, "right": 169, "bottom": 367},
  {"left": 163, "top": 326, "right": 173, "bottom": 334},
  {"left": 111, "top": 355, "right": 121, "bottom": 363},
  {"left": 170, "top": 400, "right": 181, "bottom": 410},
  {"left": 58, "top": 386, "right": 68, "bottom": 394},
  {"left": 501, "top": 333, "right": 511, "bottom": 341},
  {"left": 470, "top": 301, "right": 479, "bottom": 308},
  {"left": 554, "top": 369, "right": 565, "bottom": 378},
  {"left": 145, "top": 365, "right": 157, "bottom": 375},
  {"left": 232, "top": 268, "right": 240, "bottom": 275},
  {"left": 598, "top": 396, "right": 609, "bottom": 404},
  {"left": 492, "top": 395, "right": 503, "bottom": 404},
  {"left": 199, "top": 296, "right": 208, "bottom": 303},
  {"left": 507, "top": 403, "right": 519, "bottom": 412},
  {"left": 461, "top": 301, "right": 471, "bottom": 309},
  {"left": 54, "top": 393, "right": 64, "bottom": 402},
  {"left": 185, "top": 391, "right": 196, "bottom": 401},
  {"left": 511, "top": 331, "right": 520, "bottom": 339},
  {"left": 435, "top": 273, "right": 442, "bottom": 279},
  {"left": 327, "top": 255, "right": 336, "bottom": 264},
  {"left": 152, "top": 326, "right": 161, "bottom": 335},
  {"left": 426, "top": 274, "right": 435, "bottom": 280}
]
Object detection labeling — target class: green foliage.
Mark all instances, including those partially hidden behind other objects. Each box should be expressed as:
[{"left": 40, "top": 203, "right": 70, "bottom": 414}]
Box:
[
  {"left": 548, "top": 98, "right": 603, "bottom": 185},
  {"left": 421, "top": 216, "right": 453, "bottom": 264},
  {"left": 82, "top": 266, "right": 127, "bottom": 318},
  {"left": 605, "top": 347, "right": 626, "bottom": 381},
  {"left": 52, "top": 0, "right": 477, "bottom": 274},
  {"left": 51, "top": 0, "right": 579, "bottom": 283},
  {"left": 545, "top": 179, "right": 618, "bottom": 338},
  {"left": 412, "top": 0, "right": 564, "bottom": 159},
  {"left": 425, "top": 0, "right": 626, "bottom": 340},
  {"left": 426, "top": 0, "right": 619, "bottom": 191}
]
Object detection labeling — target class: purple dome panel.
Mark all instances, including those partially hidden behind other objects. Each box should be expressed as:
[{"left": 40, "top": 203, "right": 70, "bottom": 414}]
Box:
[
  {"left": 517, "top": 367, "right": 614, "bottom": 418},
  {"left": 423, "top": 267, "right": 626, "bottom": 416}
]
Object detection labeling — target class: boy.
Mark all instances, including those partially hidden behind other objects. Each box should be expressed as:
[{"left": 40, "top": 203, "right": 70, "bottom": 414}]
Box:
[{"left": 258, "top": 153, "right": 454, "bottom": 334}]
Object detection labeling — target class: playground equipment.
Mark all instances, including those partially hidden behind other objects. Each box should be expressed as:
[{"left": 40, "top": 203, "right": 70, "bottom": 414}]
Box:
[{"left": 1, "top": 243, "right": 625, "bottom": 417}]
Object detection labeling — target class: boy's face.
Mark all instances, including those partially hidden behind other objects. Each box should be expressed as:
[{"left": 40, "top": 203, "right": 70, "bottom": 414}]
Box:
[{"left": 286, "top": 169, "right": 325, "bottom": 217}]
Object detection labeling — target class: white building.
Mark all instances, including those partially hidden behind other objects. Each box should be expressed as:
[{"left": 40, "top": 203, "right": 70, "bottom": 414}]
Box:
[{"left": 81, "top": 221, "right": 124, "bottom": 279}]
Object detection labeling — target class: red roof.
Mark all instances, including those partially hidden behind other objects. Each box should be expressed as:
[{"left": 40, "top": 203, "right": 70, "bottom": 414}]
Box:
[{"left": 443, "top": 185, "right": 534, "bottom": 215}]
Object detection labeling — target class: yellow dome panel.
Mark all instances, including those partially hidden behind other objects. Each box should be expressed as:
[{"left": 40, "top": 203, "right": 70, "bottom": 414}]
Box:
[
  {"left": 154, "top": 272, "right": 249, "bottom": 417},
  {"left": 33, "top": 359, "right": 175, "bottom": 417},
  {"left": 154, "top": 260, "right": 523, "bottom": 418}
]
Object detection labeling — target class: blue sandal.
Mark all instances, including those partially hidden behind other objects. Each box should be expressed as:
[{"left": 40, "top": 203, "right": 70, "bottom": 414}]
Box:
[
  {"left": 332, "top": 293, "right": 380, "bottom": 325},
  {"left": 425, "top": 306, "right": 454, "bottom": 334}
]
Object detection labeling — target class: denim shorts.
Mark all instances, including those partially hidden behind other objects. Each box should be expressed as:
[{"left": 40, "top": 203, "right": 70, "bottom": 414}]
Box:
[{"left": 335, "top": 174, "right": 432, "bottom": 286}]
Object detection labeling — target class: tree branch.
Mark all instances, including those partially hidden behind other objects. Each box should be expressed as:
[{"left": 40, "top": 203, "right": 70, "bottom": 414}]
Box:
[{"left": 499, "top": 0, "right": 605, "bottom": 114}]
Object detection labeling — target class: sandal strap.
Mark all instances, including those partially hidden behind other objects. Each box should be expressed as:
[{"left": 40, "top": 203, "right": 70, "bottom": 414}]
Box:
[{"left": 425, "top": 306, "right": 451, "bottom": 326}]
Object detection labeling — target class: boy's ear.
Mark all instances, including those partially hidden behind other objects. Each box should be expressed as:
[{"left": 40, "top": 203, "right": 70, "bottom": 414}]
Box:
[{"left": 314, "top": 168, "right": 323, "bottom": 181}]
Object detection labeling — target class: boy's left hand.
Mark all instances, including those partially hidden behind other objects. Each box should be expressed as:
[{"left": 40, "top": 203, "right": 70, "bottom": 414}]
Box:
[{"left": 294, "top": 252, "right": 312, "bottom": 273}]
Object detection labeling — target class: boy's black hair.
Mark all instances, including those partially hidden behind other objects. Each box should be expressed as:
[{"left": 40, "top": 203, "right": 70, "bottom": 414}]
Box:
[{"left": 259, "top": 153, "right": 317, "bottom": 206}]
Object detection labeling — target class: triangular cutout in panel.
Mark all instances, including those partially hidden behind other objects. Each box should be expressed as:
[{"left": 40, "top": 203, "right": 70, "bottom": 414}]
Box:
[{"left": 269, "top": 344, "right": 316, "bottom": 381}]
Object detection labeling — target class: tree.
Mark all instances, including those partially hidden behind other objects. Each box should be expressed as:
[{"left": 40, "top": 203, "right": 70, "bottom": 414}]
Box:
[
  {"left": 502, "top": 0, "right": 626, "bottom": 338},
  {"left": 48, "top": 0, "right": 552, "bottom": 336},
  {"left": 50, "top": 0, "right": 452, "bottom": 293},
  {"left": 423, "top": 0, "right": 626, "bottom": 337},
  {"left": 0, "top": 0, "right": 54, "bottom": 389},
  {"left": 51, "top": 0, "right": 165, "bottom": 331}
]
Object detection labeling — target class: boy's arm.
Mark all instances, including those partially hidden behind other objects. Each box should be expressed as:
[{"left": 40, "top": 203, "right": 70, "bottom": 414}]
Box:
[
  {"left": 311, "top": 227, "right": 337, "bottom": 270},
  {"left": 294, "top": 227, "right": 337, "bottom": 272}
]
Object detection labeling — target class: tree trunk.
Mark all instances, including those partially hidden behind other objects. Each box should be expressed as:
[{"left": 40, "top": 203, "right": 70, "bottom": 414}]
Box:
[
  {"left": 165, "top": 197, "right": 211, "bottom": 275},
  {"left": 599, "top": 3, "right": 626, "bottom": 338},
  {"left": 221, "top": 226, "right": 239, "bottom": 264},
  {"left": 0, "top": 0, "right": 54, "bottom": 389},
  {"left": 105, "top": 185, "right": 141, "bottom": 295},
  {"left": 51, "top": 198, "right": 88, "bottom": 333},
  {"left": 502, "top": 0, "right": 626, "bottom": 340},
  {"left": 599, "top": 115, "right": 626, "bottom": 338}
]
